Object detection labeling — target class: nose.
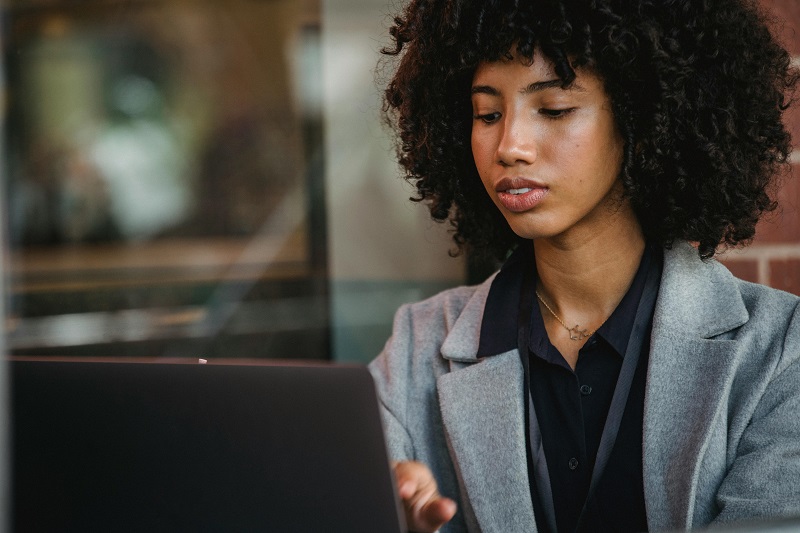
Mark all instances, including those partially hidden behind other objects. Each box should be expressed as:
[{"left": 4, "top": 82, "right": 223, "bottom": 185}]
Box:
[{"left": 496, "top": 113, "right": 536, "bottom": 167}]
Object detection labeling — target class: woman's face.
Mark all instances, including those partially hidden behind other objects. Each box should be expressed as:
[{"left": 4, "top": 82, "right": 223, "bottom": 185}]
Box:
[{"left": 471, "top": 49, "right": 627, "bottom": 243}]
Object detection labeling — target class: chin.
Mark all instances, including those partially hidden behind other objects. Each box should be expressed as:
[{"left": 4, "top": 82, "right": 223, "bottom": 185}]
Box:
[
  {"left": 507, "top": 226, "right": 556, "bottom": 242},
  {"left": 503, "top": 216, "right": 565, "bottom": 242}
]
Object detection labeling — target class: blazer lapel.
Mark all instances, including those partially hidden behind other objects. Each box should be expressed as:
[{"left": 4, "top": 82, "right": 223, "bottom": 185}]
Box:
[
  {"left": 437, "top": 349, "right": 538, "bottom": 532},
  {"left": 644, "top": 242, "right": 748, "bottom": 531}
]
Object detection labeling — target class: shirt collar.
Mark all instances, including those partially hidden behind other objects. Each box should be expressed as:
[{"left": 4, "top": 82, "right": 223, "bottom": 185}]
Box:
[
  {"left": 476, "top": 244, "right": 531, "bottom": 357},
  {"left": 477, "top": 242, "right": 662, "bottom": 359},
  {"left": 591, "top": 244, "right": 658, "bottom": 358}
]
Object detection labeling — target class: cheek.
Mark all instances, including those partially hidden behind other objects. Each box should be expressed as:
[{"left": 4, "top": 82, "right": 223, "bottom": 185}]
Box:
[
  {"left": 471, "top": 133, "right": 491, "bottom": 174},
  {"left": 595, "top": 127, "right": 624, "bottom": 177},
  {"left": 470, "top": 131, "right": 482, "bottom": 160},
  {"left": 595, "top": 114, "right": 624, "bottom": 157},
  {"left": 574, "top": 122, "right": 622, "bottom": 171}
]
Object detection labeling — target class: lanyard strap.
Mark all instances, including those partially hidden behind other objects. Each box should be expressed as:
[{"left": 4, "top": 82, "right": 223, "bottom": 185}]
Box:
[
  {"left": 517, "top": 250, "right": 660, "bottom": 533},
  {"left": 517, "top": 261, "right": 559, "bottom": 533}
]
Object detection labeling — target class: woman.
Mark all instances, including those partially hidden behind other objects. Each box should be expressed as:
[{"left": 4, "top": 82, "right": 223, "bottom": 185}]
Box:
[{"left": 369, "top": 0, "right": 800, "bottom": 531}]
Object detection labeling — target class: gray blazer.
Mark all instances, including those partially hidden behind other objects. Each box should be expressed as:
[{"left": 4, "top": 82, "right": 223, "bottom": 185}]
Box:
[{"left": 369, "top": 241, "right": 800, "bottom": 532}]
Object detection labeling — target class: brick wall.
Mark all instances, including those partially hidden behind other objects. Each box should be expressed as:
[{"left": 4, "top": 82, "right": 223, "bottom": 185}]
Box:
[{"left": 718, "top": 0, "right": 800, "bottom": 295}]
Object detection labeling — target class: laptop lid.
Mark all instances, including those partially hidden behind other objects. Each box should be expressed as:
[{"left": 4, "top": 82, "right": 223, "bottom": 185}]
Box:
[{"left": 12, "top": 358, "right": 405, "bottom": 532}]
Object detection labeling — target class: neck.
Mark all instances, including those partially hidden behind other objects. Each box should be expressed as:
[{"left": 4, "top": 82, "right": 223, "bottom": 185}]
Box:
[{"left": 532, "top": 205, "right": 646, "bottom": 320}]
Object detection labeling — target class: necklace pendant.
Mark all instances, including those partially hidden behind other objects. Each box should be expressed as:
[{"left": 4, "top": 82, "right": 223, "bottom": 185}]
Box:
[{"left": 568, "top": 326, "right": 591, "bottom": 341}]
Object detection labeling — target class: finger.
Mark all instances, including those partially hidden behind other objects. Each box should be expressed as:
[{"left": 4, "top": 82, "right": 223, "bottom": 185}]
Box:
[
  {"left": 394, "top": 462, "right": 423, "bottom": 499},
  {"left": 396, "top": 462, "right": 439, "bottom": 516},
  {"left": 393, "top": 461, "right": 456, "bottom": 531},
  {"left": 417, "top": 496, "right": 457, "bottom": 530},
  {"left": 398, "top": 478, "right": 416, "bottom": 499}
]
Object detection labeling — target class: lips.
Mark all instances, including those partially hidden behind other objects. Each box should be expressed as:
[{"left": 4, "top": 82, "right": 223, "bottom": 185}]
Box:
[{"left": 495, "top": 177, "right": 548, "bottom": 213}]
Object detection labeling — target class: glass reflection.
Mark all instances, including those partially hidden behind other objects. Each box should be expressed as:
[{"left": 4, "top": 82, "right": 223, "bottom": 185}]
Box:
[{"left": 5, "top": 0, "right": 328, "bottom": 359}]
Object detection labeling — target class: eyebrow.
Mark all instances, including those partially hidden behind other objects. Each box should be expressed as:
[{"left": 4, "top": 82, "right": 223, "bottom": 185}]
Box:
[{"left": 471, "top": 78, "right": 585, "bottom": 96}]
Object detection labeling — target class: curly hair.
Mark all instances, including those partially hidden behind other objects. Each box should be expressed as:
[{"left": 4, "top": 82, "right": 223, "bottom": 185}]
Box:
[{"left": 382, "top": 0, "right": 799, "bottom": 261}]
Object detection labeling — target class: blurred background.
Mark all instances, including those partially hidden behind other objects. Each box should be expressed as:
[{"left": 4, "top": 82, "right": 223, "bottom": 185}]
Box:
[
  {"left": 1, "top": 0, "right": 798, "bottom": 365},
  {"left": 1, "top": 0, "right": 463, "bottom": 365}
]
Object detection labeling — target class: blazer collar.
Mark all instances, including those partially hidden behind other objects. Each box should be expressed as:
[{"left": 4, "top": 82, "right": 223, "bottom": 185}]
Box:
[
  {"left": 438, "top": 258, "right": 536, "bottom": 530},
  {"left": 440, "top": 272, "right": 495, "bottom": 363},
  {"left": 653, "top": 241, "right": 749, "bottom": 338},
  {"left": 437, "top": 349, "right": 538, "bottom": 531},
  {"left": 643, "top": 241, "right": 749, "bottom": 530}
]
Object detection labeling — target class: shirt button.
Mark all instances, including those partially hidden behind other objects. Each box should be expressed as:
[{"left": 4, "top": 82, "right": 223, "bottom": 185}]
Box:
[
  {"left": 568, "top": 458, "right": 579, "bottom": 470},
  {"left": 580, "top": 384, "right": 592, "bottom": 396}
]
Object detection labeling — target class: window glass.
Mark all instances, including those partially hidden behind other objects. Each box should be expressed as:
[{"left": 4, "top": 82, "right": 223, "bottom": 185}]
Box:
[{"left": 4, "top": 0, "right": 329, "bottom": 359}]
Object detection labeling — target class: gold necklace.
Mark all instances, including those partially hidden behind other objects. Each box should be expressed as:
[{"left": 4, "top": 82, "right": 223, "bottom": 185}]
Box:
[{"left": 535, "top": 290, "right": 596, "bottom": 341}]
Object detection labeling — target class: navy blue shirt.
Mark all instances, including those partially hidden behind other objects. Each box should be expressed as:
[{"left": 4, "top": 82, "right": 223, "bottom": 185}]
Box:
[{"left": 478, "top": 243, "right": 662, "bottom": 533}]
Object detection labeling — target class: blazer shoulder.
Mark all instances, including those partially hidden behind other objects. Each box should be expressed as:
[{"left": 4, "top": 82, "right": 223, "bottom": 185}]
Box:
[
  {"left": 733, "top": 275, "right": 800, "bottom": 307},
  {"left": 731, "top": 274, "right": 800, "bottom": 329},
  {"left": 369, "top": 275, "right": 496, "bottom": 399},
  {"left": 388, "top": 274, "right": 496, "bottom": 348},
  {"left": 734, "top": 277, "right": 800, "bottom": 368}
]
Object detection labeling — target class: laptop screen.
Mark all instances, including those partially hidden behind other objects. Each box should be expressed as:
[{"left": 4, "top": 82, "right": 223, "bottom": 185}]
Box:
[{"left": 12, "top": 359, "right": 405, "bottom": 532}]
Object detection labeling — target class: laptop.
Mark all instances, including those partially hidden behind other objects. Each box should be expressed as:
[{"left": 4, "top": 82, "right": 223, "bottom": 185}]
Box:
[{"left": 11, "top": 358, "right": 406, "bottom": 532}]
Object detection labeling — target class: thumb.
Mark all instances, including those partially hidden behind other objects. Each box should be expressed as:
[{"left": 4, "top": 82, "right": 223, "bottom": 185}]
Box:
[{"left": 394, "top": 461, "right": 457, "bottom": 532}]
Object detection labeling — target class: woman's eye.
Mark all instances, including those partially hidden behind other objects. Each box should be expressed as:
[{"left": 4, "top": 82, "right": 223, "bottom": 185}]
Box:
[
  {"left": 540, "top": 108, "right": 575, "bottom": 119},
  {"left": 473, "top": 112, "right": 501, "bottom": 124}
]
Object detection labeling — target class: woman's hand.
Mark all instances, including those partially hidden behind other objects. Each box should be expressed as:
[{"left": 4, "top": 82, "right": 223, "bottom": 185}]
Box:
[{"left": 393, "top": 460, "right": 457, "bottom": 532}]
